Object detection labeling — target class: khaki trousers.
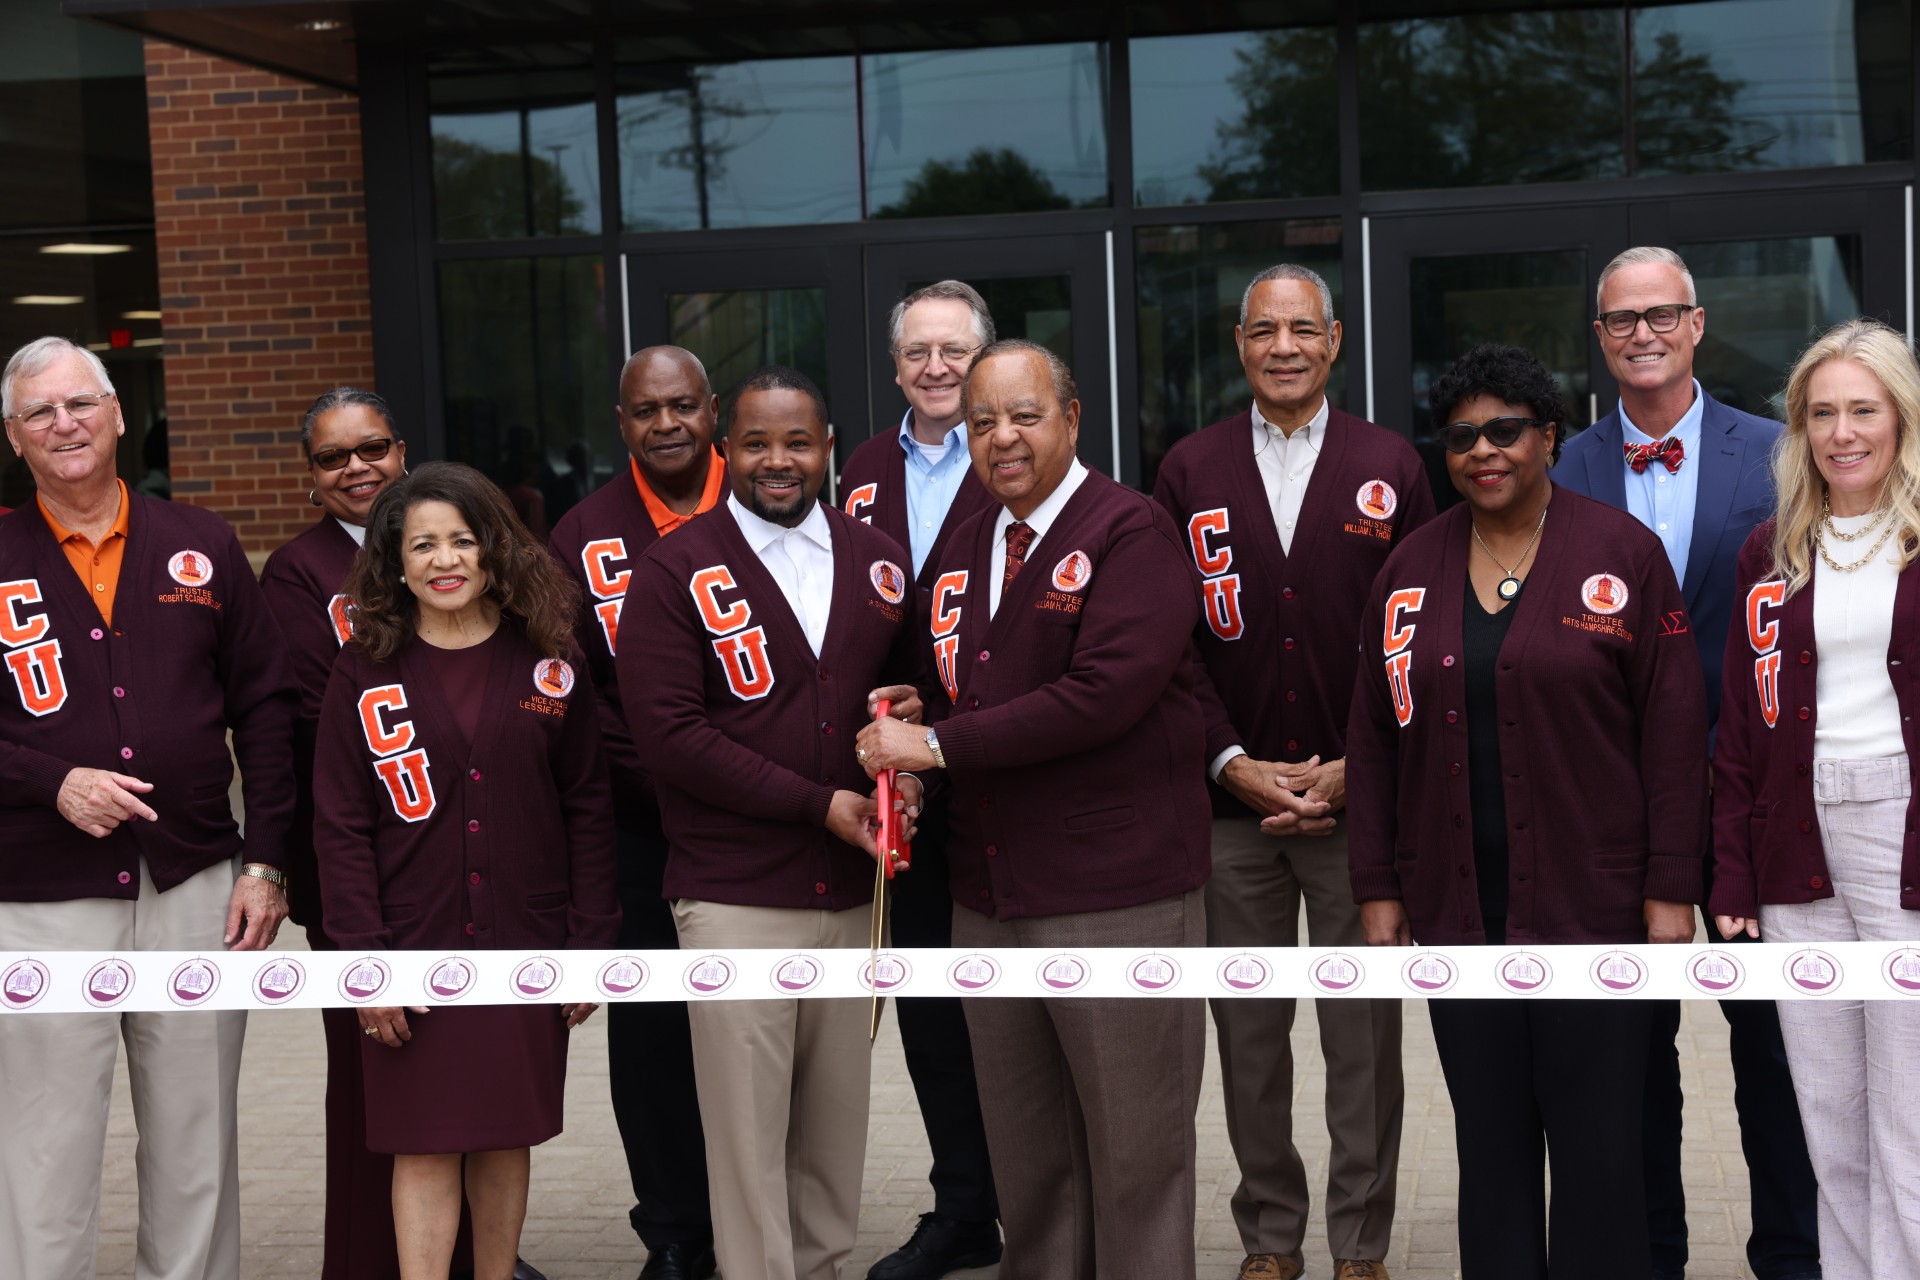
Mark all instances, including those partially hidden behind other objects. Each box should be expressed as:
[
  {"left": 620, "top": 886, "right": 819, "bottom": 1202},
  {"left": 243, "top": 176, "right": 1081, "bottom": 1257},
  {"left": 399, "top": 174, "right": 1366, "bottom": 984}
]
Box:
[
  {"left": 0, "top": 857, "right": 246, "bottom": 1280},
  {"left": 672, "top": 899, "right": 871, "bottom": 1280},
  {"left": 1206, "top": 816, "right": 1403, "bottom": 1265},
  {"left": 952, "top": 889, "right": 1207, "bottom": 1280}
]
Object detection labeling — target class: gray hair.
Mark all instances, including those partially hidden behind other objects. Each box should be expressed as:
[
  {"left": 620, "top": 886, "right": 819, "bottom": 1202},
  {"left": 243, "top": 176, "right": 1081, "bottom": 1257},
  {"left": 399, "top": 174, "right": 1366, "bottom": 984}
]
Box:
[
  {"left": 301, "top": 386, "right": 397, "bottom": 454},
  {"left": 2, "top": 336, "right": 116, "bottom": 419},
  {"left": 887, "top": 280, "right": 996, "bottom": 353},
  {"left": 961, "top": 338, "right": 1077, "bottom": 414},
  {"left": 1239, "top": 264, "right": 1336, "bottom": 331},
  {"left": 1597, "top": 246, "right": 1697, "bottom": 311}
]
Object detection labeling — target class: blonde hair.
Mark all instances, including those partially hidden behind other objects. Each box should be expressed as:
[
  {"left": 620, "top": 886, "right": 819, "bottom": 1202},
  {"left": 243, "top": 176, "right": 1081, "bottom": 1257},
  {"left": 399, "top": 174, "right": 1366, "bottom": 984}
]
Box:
[{"left": 1770, "top": 318, "right": 1920, "bottom": 596}]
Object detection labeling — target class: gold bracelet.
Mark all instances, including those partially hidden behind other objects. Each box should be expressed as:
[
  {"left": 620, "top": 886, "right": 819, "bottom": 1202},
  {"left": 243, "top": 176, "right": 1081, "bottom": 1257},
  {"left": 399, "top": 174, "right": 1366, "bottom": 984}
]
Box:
[
  {"left": 925, "top": 728, "right": 948, "bottom": 770},
  {"left": 240, "top": 863, "right": 287, "bottom": 891}
]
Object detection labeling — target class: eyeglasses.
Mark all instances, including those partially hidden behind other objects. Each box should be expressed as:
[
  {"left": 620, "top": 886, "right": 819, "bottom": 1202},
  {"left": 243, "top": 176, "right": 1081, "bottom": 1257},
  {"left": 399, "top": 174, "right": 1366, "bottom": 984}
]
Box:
[
  {"left": 309, "top": 438, "right": 398, "bottom": 471},
  {"left": 893, "top": 343, "right": 981, "bottom": 367},
  {"left": 1439, "top": 417, "right": 1549, "bottom": 454},
  {"left": 1597, "top": 304, "right": 1696, "bottom": 338},
  {"left": 8, "top": 393, "right": 113, "bottom": 431}
]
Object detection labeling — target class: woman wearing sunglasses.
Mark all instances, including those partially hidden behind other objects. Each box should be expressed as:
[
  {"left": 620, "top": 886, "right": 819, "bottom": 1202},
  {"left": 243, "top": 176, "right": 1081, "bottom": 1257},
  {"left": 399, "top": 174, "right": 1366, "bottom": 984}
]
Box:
[{"left": 1345, "top": 344, "right": 1708, "bottom": 1279}]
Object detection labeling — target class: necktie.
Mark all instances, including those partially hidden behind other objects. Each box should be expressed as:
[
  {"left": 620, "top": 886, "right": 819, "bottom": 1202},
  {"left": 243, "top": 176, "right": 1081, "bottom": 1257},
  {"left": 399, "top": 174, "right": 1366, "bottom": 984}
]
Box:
[
  {"left": 1624, "top": 437, "right": 1685, "bottom": 474},
  {"left": 1003, "top": 521, "right": 1035, "bottom": 592}
]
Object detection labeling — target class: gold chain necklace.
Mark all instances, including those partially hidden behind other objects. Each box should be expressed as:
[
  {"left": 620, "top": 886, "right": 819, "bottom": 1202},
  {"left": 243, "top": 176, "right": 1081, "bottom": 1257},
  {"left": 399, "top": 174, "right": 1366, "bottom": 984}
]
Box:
[
  {"left": 1471, "top": 495, "right": 1550, "bottom": 602},
  {"left": 1821, "top": 492, "right": 1884, "bottom": 542},
  {"left": 1817, "top": 508, "right": 1896, "bottom": 573}
]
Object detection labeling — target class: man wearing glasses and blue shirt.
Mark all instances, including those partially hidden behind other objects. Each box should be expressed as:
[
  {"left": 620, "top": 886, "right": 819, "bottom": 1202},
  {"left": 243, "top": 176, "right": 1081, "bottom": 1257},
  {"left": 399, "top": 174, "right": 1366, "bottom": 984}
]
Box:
[
  {"left": 838, "top": 281, "right": 1001, "bottom": 1280},
  {"left": 1555, "top": 245, "right": 1821, "bottom": 1280}
]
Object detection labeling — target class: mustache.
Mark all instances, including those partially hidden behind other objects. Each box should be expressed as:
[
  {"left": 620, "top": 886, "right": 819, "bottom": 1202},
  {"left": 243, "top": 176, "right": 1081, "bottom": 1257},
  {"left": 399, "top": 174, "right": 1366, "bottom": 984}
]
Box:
[{"left": 753, "top": 472, "right": 803, "bottom": 485}]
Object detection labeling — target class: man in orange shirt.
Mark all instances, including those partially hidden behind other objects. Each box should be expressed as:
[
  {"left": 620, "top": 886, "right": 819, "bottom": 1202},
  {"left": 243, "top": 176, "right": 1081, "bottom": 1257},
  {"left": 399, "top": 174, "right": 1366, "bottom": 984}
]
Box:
[{"left": 548, "top": 344, "right": 726, "bottom": 1280}]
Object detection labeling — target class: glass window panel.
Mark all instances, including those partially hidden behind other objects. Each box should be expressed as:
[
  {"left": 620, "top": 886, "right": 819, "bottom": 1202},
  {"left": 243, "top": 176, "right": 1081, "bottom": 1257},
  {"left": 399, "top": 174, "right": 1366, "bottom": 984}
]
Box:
[
  {"left": 618, "top": 57, "right": 861, "bottom": 231},
  {"left": 1130, "top": 28, "right": 1339, "bottom": 206},
  {"left": 437, "top": 256, "right": 610, "bottom": 540},
  {"left": 0, "top": 10, "right": 151, "bottom": 229},
  {"left": 1134, "top": 219, "right": 1344, "bottom": 492},
  {"left": 668, "top": 289, "right": 833, "bottom": 424},
  {"left": 1409, "top": 249, "right": 1590, "bottom": 510},
  {"left": 863, "top": 44, "right": 1110, "bottom": 218},
  {"left": 1634, "top": 0, "right": 1912, "bottom": 175},
  {"left": 431, "top": 64, "right": 600, "bottom": 241},
  {"left": 1358, "top": 12, "right": 1626, "bottom": 190},
  {"left": 900, "top": 275, "right": 1074, "bottom": 363},
  {"left": 1679, "top": 236, "right": 1863, "bottom": 418}
]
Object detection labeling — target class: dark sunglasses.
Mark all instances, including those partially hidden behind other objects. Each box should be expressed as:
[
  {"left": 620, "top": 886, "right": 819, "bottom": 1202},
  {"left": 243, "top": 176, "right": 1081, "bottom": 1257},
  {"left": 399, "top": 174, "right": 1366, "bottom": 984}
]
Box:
[
  {"left": 309, "top": 438, "right": 398, "bottom": 471},
  {"left": 1438, "top": 417, "right": 1549, "bottom": 454}
]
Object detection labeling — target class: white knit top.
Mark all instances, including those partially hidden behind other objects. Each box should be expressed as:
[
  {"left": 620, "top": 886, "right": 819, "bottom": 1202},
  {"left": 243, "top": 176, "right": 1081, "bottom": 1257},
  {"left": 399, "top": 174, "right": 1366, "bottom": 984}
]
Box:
[{"left": 1813, "top": 510, "right": 1905, "bottom": 760}]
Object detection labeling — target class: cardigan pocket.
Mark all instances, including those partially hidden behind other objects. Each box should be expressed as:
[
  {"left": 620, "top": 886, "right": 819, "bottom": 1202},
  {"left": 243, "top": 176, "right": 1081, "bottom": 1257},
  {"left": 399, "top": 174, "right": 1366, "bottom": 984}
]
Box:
[
  {"left": 1063, "top": 805, "right": 1134, "bottom": 833},
  {"left": 1591, "top": 846, "right": 1645, "bottom": 870}
]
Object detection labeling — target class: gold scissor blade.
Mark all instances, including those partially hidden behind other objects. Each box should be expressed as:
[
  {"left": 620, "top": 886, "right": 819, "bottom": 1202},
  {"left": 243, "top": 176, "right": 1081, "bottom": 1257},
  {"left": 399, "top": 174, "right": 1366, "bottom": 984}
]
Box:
[{"left": 868, "top": 853, "right": 887, "bottom": 1042}]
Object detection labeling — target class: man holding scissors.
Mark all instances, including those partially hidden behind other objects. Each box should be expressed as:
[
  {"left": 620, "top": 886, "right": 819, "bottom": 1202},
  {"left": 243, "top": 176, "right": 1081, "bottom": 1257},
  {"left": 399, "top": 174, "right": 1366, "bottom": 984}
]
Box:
[{"left": 622, "top": 366, "right": 921, "bottom": 1280}]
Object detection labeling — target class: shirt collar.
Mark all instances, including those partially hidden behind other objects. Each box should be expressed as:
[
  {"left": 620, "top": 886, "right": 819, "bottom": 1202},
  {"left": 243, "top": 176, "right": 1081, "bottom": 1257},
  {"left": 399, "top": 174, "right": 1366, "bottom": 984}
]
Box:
[
  {"left": 897, "top": 409, "right": 965, "bottom": 459},
  {"left": 632, "top": 449, "right": 726, "bottom": 537},
  {"left": 1619, "top": 380, "right": 1706, "bottom": 448},
  {"left": 336, "top": 517, "right": 367, "bottom": 546},
  {"left": 727, "top": 490, "right": 833, "bottom": 555},
  {"left": 38, "top": 478, "right": 129, "bottom": 546},
  {"left": 996, "top": 458, "right": 1089, "bottom": 544},
  {"left": 1251, "top": 398, "right": 1330, "bottom": 454}
]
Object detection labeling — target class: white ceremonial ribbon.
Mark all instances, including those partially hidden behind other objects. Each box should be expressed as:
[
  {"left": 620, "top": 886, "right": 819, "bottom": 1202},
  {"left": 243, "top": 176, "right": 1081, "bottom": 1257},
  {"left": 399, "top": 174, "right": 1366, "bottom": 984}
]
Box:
[{"left": 2, "top": 942, "right": 1917, "bottom": 1014}]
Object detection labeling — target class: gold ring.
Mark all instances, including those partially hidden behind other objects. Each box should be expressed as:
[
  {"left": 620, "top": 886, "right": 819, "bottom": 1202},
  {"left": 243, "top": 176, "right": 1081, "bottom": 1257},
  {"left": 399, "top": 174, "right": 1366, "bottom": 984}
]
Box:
[
  {"left": 857, "top": 748, "right": 870, "bottom": 763},
  {"left": 364, "top": 1026, "right": 377, "bottom": 1037}
]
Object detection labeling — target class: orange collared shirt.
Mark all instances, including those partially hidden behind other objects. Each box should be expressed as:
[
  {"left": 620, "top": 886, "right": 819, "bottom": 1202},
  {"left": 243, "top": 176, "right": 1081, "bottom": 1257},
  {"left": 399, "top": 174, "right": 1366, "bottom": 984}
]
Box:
[
  {"left": 632, "top": 449, "right": 726, "bottom": 538},
  {"left": 39, "top": 480, "right": 130, "bottom": 626}
]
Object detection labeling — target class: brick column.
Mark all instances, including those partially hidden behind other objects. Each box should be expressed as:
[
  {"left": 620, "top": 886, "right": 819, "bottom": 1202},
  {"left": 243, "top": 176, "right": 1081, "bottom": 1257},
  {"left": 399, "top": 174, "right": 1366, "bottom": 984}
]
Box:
[{"left": 145, "top": 39, "right": 376, "bottom": 555}]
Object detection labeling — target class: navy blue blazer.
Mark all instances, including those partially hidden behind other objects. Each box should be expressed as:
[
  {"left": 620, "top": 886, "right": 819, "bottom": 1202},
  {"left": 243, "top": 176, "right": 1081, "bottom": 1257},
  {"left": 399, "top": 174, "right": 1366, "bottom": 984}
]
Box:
[{"left": 1555, "top": 392, "right": 1781, "bottom": 731}]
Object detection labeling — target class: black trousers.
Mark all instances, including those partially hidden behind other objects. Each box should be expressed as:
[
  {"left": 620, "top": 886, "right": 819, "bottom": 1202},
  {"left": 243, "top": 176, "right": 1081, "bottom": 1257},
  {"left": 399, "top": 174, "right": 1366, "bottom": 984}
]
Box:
[
  {"left": 1643, "top": 989, "right": 1821, "bottom": 1279},
  {"left": 890, "top": 804, "right": 1000, "bottom": 1223},
  {"left": 607, "top": 818, "right": 713, "bottom": 1249},
  {"left": 1429, "top": 997, "right": 1654, "bottom": 1280}
]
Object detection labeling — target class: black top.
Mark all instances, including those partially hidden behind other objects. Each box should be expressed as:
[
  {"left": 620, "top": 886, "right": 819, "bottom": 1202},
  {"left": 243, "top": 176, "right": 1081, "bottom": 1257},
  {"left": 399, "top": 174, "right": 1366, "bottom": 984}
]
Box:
[
  {"left": 420, "top": 630, "right": 497, "bottom": 751},
  {"left": 1463, "top": 575, "right": 1517, "bottom": 931}
]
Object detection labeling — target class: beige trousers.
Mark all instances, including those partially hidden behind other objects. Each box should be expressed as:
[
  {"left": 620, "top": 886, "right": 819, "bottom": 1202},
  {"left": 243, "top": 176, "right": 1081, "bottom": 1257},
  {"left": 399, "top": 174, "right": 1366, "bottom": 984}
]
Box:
[
  {"left": 0, "top": 857, "right": 246, "bottom": 1280},
  {"left": 672, "top": 898, "right": 872, "bottom": 1280},
  {"left": 1206, "top": 816, "right": 1404, "bottom": 1265}
]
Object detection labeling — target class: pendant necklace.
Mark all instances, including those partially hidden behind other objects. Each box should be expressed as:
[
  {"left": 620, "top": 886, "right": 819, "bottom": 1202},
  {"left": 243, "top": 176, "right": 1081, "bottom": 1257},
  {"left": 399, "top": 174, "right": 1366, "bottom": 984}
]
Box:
[{"left": 1471, "top": 495, "right": 1550, "bottom": 602}]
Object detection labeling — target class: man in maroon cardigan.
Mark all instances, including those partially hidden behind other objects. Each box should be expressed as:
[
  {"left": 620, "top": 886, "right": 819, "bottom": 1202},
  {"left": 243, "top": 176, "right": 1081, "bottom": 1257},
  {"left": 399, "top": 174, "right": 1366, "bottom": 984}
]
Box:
[
  {"left": 0, "top": 336, "right": 297, "bottom": 1280},
  {"left": 1153, "top": 265, "right": 1427, "bottom": 1280},
  {"left": 550, "top": 344, "right": 724, "bottom": 1280},
  {"left": 858, "top": 340, "right": 1212, "bottom": 1280}
]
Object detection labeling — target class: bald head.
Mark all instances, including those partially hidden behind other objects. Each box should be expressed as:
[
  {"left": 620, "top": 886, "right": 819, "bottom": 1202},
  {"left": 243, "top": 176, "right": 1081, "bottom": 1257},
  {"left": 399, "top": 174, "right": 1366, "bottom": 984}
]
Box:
[{"left": 617, "top": 345, "right": 719, "bottom": 496}]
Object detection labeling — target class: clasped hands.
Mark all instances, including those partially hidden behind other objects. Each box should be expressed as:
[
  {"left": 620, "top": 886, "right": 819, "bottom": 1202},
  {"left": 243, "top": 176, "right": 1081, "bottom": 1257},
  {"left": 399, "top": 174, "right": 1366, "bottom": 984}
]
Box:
[
  {"left": 1221, "top": 753, "right": 1345, "bottom": 836},
  {"left": 826, "top": 685, "right": 925, "bottom": 866}
]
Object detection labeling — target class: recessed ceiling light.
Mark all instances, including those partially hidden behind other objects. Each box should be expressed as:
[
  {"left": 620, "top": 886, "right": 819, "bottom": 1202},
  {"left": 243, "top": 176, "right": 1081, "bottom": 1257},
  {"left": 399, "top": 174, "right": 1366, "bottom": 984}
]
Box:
[
  {"left": 86, "top": 342, "right": 112, "bottom": 352},
  {"left": 133, "top": 337, "right": 165, "bottom": 348},
  {"left": 14, "top": 295, "right": 84, "bottom": 306},
  {"left": 122, "top": 310, "right": 163, "bottom": 321},
  {"left": 295, "top": 18, "right": 343, "bottom": 32},
  {"left": 39, "top": 243, "right": 131, "bottom": 256}
]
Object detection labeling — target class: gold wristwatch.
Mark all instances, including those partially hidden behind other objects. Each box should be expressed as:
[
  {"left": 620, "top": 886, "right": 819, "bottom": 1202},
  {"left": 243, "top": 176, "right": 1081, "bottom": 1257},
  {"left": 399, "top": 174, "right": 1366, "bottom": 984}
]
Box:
[{"left": 925, "top": 727, "right": 947, "bottom": 770}]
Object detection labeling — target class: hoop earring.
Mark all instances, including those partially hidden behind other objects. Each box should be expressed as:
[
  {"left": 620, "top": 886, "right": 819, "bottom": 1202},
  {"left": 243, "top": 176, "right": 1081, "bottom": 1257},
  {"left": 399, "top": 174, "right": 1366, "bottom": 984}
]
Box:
[{"left": 309, "top": 489, "right": 321, "bottom": 507}]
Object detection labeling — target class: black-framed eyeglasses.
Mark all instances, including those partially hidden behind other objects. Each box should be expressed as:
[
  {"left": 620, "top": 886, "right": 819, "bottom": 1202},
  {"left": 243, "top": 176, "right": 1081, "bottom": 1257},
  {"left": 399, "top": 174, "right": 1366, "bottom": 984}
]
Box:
[
  {"left": 309, "top": 438, "right": 398, "bottom": 471},
  {"left": 1439, "top": 417, "right": 1549, "bottom": 454},
  {"left": 1597, "top": 303, "right": 1696, "bottom": 338}
]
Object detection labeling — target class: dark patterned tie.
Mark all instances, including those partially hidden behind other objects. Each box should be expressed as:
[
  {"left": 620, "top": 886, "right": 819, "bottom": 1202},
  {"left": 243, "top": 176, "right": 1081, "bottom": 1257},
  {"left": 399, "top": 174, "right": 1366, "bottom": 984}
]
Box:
[
  {"left": 1003, "top": 521, "right": 1035, "bottom": 592},
  {"left": 1624, "top": 437, "right": 1685, "bottom": 474}
]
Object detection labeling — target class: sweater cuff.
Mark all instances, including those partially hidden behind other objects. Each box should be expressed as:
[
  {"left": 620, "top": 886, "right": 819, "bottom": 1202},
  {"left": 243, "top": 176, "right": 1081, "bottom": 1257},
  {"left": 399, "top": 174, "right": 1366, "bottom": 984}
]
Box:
[
  {"left": 1707, "top": 874, "right": 1757, "bottom": 922},
  {"left": 930, "top": 711, "right": 986, "bottom": 771},
  {"left": 1348, "top": 866, "right": 1403, "bottom": 904},
  {"left": 14, "top": 750, "right": 78, "bottom": 810},
  {"left": 789, "top": 778, "right": 836, "bottom": 828},
  {"left": 1643, "top": 853, "right": 1703, "bottom": 907}
]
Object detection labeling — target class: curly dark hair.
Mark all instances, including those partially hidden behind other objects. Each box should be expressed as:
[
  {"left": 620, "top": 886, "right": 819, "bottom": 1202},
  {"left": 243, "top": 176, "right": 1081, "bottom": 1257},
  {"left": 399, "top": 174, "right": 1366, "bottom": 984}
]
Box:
[
  {"left": 342, "top": 461, "right": 579, "bottom": 663},
  {"left": 1428, "top": 343, "right": 1570, "bottom": 463}
]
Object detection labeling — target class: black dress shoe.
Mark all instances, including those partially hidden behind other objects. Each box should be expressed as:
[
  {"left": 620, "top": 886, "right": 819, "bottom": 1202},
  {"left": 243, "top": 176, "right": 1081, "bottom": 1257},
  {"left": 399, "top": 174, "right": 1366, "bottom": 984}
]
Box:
[
  {"left": 867, "top": 1213, "right": 1003, "bottom": 1280},
  {"left": 452, "top": 1260, "right": 547, "bottom": 1280},
  {"left": 639, "top": 1240, "right": 719, "bottom": 1280}
]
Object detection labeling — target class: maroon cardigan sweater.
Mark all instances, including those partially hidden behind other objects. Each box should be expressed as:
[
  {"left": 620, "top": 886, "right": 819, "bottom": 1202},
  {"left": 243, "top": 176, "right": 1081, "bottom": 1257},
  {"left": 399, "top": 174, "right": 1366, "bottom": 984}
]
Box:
[
  {"left": 1153, "top": 407, "right": 1435, "bottom": 813},
  {"left": 259, "top": 514, "right": 360, "bottom": 926},
  {"left": 925, "top": 468, "right": 1212, "bottom": 921},
  {"left": 1346, "top": 487, "right": 1708, "bottom": 944},
  {"left": 548, "top": 471, "right": 668, "bottom": 819},
  {"left": 311, "top": 622, "right": 619, "bottom": 952},
  {"left": 0, "top": 495, "right": 297, "bottom": 902},
  {"left": 1710, "top": 523, "right": 1920, "bottom": 918},
  {"left": 840, "top": 425, "right": 996, "bottom": 590},
  {"left": 620, "top": 502, "right": 917, "bottom": 911}
]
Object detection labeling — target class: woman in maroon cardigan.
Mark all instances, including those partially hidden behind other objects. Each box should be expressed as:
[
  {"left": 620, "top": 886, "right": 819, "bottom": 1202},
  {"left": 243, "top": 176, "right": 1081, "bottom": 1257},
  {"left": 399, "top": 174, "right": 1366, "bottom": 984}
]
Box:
[
  {"left": 313, "top": 461, "right": 619, "bottom": 1280},
  {"left": 258, "top": 387, "right": 411, "bottom": 1280},
  {"left": 1346, "top": 344, "right": 1707, "bottom": 1279},
  {"left": 1712, "top": 319, "right": 1920, "bottom": 1277}
]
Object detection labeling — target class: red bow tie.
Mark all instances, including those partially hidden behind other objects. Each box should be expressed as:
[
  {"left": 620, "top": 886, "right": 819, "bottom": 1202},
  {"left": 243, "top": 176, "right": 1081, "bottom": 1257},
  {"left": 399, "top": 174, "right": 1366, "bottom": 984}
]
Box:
[{"left": 1625, "top": 437, "right": 1685, "bottom": 474}]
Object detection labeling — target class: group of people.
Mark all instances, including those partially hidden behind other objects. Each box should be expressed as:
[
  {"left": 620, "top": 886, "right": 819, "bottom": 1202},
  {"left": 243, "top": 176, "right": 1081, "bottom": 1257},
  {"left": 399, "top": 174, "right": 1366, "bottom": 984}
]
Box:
[{"left": 0, "top": 244, "right": 1915, "bottom": 1280}]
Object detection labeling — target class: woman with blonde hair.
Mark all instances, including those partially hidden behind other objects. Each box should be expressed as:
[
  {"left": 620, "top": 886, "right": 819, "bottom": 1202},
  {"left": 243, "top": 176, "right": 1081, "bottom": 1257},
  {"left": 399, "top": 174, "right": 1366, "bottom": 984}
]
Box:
[{"left": 1712, "top": 317, "right": 1920, "bottom": 1277}]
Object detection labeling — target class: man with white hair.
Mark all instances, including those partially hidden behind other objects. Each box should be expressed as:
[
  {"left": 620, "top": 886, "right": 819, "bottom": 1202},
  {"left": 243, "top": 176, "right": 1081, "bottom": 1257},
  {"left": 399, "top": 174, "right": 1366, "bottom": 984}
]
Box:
[{"left": 0, "top": 336, "right": 297, "bottom": 1280}]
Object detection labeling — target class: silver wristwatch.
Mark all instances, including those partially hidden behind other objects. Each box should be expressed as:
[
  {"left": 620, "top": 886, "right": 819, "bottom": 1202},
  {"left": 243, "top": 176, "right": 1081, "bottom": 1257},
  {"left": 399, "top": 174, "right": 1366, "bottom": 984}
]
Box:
[{"left": 925, "top": 727, "right": 948, "bottom": 770}]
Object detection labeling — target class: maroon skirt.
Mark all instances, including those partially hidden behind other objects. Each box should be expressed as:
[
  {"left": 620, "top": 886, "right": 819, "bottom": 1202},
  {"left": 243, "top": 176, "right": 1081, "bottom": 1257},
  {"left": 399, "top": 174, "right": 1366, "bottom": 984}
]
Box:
[{"left": 360, "top": 1003, "right": 569, "bottom": 1154}]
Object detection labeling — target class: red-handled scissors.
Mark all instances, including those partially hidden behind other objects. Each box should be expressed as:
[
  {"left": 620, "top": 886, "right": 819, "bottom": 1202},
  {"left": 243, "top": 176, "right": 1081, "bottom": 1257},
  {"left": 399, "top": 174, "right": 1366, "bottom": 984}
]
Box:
[{"left": 869, "top": 699, "right": 912, "bottom": 1040}]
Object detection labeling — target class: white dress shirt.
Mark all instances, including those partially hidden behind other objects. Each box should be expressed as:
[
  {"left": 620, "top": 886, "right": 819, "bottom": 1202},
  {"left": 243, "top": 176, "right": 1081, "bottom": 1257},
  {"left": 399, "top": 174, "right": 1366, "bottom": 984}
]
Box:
[
  {"left": 988, "top": 459, "right": 1089, "bottom": 619},
  {"left": 727, "top": 492, "right": 835, "bottom": 657},
  {"left": 1252, "top": 397, "right": 1330, "bottom": 555},
  {"left": 337, "top": 517, "right": 367, "bottom": 546}
]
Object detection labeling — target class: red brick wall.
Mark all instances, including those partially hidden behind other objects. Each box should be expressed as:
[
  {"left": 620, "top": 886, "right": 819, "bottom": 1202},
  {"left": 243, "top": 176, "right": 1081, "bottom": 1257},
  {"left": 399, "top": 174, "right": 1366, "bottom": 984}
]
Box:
[{"left": 145, "top": 39, "right": 374, "bottom": 555}]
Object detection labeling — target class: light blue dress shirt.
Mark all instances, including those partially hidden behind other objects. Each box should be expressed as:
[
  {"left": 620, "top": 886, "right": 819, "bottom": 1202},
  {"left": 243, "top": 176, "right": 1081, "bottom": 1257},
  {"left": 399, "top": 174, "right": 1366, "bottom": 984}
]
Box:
[
  {"left": 1618, "top": 379, "right": 1705, "bottom": 586},
  {"left": 898, "top": 410, "right": 972, "bottom": 576}
]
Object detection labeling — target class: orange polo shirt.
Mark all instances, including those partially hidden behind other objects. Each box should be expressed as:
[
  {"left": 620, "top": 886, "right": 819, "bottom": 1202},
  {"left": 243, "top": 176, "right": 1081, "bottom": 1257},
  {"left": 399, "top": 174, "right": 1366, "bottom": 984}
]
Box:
[
  {"left": 39, "top": 480, "right": 130, "bottom": 626},
  {"left": 632, "top": 449, "right": 726, "bottom": 537}
]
